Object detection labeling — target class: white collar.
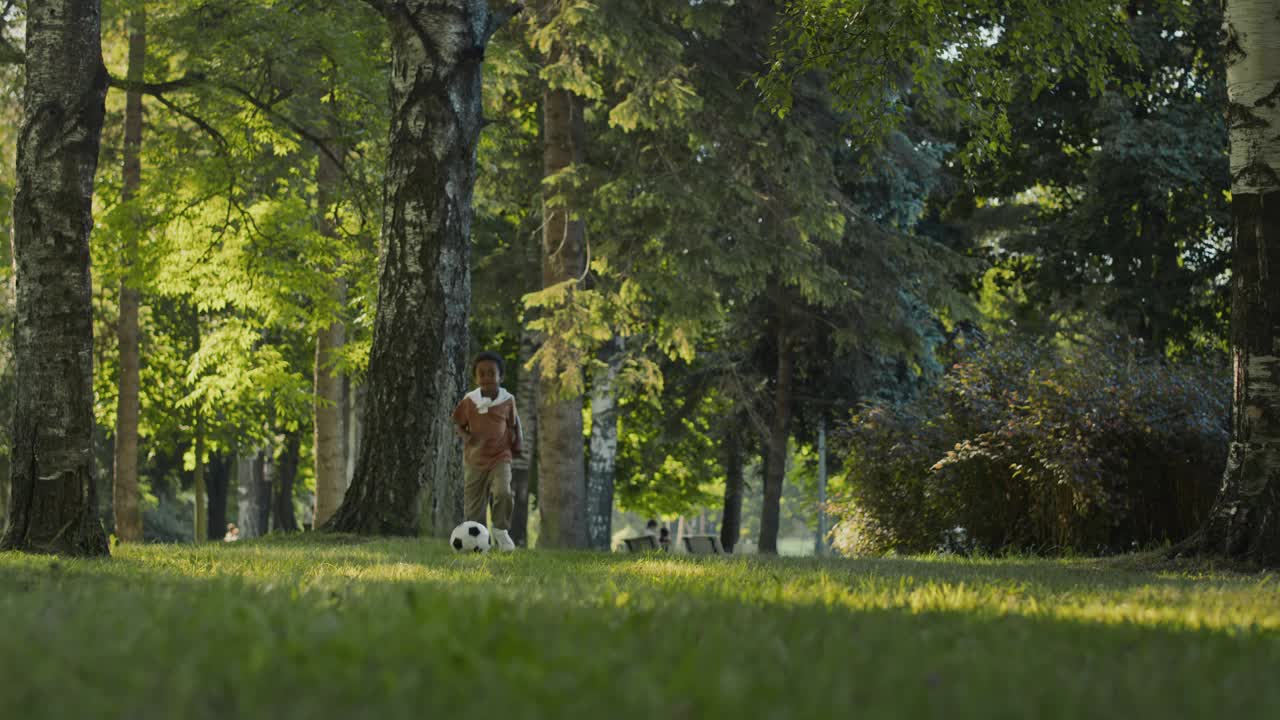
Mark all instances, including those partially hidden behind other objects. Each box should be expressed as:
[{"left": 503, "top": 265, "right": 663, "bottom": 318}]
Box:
[{"left": 466, "top": 387, "right": 513, "bottom": 413}]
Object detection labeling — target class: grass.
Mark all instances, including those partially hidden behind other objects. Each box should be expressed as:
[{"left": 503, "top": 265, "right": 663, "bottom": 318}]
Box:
[{"left": 2, "top": 536, "right": 1278, "bottom": 719}]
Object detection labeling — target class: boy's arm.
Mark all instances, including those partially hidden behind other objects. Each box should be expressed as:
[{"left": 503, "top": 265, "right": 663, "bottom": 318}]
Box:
[
  {"left": 510, "top": 400, "right": 524, "bottom": 457},
  {"left": 451, "top": 397, "right": 471, "bottom": 439}
]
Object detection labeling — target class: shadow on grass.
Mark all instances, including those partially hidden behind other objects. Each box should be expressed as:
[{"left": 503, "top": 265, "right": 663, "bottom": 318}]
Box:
[{"left": 0, "top": 547, "right": 1277, "bottom": 720}]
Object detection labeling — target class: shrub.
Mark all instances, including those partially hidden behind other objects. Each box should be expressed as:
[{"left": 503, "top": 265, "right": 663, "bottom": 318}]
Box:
[{"left": 830, "top": 336, "right": 1228, "bottom": 556}]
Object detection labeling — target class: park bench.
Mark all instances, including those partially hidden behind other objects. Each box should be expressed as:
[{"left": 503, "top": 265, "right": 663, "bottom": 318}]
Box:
[
  {"left": 682, "top": 534, "right": 726, "bottom": 554},
  {"left": 623, "top": 535, "right": 659, "bottom": 552}
]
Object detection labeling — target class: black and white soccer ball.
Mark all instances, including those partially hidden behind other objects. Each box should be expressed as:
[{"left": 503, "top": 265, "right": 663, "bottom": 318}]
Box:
[{"left": 450, "top": 521, "right": 490, "bottom": 553}]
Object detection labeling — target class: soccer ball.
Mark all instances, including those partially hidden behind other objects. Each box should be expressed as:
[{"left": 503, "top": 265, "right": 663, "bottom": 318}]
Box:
[{"left": 450, "top": 521, "right": 490, "bottom": 553}]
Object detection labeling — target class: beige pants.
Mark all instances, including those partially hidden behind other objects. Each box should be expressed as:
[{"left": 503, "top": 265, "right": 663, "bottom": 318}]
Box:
[{"left": 463, "top": 461, "right": 514, "bottom": 531}]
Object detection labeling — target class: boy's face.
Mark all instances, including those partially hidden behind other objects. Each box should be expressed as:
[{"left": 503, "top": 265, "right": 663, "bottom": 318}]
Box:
[{"left": 474, "top": 360, "right": 501, "bottom": 393}]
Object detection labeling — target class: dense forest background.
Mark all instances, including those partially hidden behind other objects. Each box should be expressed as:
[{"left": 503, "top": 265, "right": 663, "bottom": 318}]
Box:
[{"left": 0, "top": 0, "right": 1233, "bottom": 556}]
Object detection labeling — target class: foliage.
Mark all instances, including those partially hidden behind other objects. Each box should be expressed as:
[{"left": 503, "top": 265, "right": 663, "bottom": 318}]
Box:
[
  {"left": 832, "top": 333, "right": 1228, "bottom": 556},
  {"left": 962, "top": 2, "right": 1230, "bottom": 357}
]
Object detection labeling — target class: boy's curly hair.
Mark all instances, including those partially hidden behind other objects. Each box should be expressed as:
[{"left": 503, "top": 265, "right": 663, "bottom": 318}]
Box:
[{"left": 472, "top": 350, "right": 505, "bottom": 376}]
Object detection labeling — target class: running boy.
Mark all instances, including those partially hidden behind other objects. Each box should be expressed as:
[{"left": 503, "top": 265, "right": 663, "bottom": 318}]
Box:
[{"left": 452, "top": 351, "right": 522, "bottom": 551}]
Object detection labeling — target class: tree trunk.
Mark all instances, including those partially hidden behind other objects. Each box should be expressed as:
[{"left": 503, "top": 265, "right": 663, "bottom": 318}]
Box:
[
  {"left": 193, "top": 416, "right": 206, "bottom": 542},
  {"left": 112, "top": 6, "right": 145, "bottom": 544},
  {"left": 586, "top": 339, "right": 622, "bottom": 550},
  {"left": 509, "top": 322, "right": 539, "bottom": 546},
  {"left": 758, "top": 320, "right": 793, "bottom": 555},
  {"left": 1190, "top": 0, "right": 1280, "bottom": 567},
  {"left": 1, "top": 0, "right": 110, "bottom": 556},
  {"left": 536, "top": 79, "right": 589, "bottom": 549},
  {"left": 720, "top": 427, "right": 744, "bottom": 553},
  {"left": 313, "top": 133, "right": 347, "bottom": 529},
  {"left": 236, "top": 450, "right": 271, "bottom": 539},
  {"left": 272, "top": 431, "right": 301, "bottom": 533},
  {"left": 326, "top": 1, "right": 507, "bottom": 537},
  {"left": 206, "top": 452, "right": 229, "bottom": 541}
]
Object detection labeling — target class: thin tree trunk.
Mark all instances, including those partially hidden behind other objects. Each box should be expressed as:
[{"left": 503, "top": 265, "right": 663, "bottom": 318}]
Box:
[
  {"left": 236, "top": 450, "right": 269, "bottom": 539},
  {"left": 193, "top": 415, "right": 206, "bottom": 542},
  {"left": 112, "top": 5, "right": 145, "bottom": 543},
  {"left": 1, "top": 0, "right": 110, "bottom": 556},
  {"left": 586, "top": 338, "right": 622, "bottom": 550},
  {"left": 206, "top": 452, "right": 229, "bottom": 541},
  {"left": 1189, "top": 0, "right": 1280, "bottom": 567},
  {"left": 509, "top": 323, "right": 538, "bottom": 546},
  {"left": 273, "top": 431, "right": 301, "bottom": 533},
  {"left": 326, "top": 2, "right": 515, "bottom": 536},
  {"left": 720, "top": 427, "right": 744, "bottom": 552},
  {"left": 536, "top": 79, "right": 589, "bottom": 549},
  {"left": 312, "top": 131, "right": 347, "bottom": 529},
  {"left": 758, "top": 319, "right": 794, "bottom": 555}
]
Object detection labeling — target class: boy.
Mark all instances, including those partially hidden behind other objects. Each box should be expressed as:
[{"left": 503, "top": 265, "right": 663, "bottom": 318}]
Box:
[{"left": 452, "top": 351, "right": 522, "bottom": 551}]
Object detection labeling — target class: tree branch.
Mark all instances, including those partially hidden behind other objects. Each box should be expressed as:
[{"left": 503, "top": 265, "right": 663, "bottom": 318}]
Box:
[
  {"left": 152, "top": 93, "right": 229, "bottom": 150},
  {"left": 361, "top": 0, "right": 392, "bottom": 16},
  {"left": 215, "top": 80, "right": 346, "bottom": 173},
  {"left": 483, "top": 2, "right": 524, "bottom": 45},
  {"left": 0, "top": 35, "right": 22, "bottom": 66},
  {"left": 107, "top": 72, "right": 207, "bottom": 95}
]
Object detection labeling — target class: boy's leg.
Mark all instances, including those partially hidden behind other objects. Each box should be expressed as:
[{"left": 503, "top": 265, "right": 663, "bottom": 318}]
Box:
[
  {"left": 463, "top": 464, "right": 489, "bottom": 525},
  {"left": 489, "top": 462, "right": 514, "bottom": 530},
  {"left": 489, "top": 462, "right": 516, "bottom": 550}
]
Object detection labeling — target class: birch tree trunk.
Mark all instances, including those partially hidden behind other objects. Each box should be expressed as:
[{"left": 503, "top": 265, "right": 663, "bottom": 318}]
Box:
[
  {"left": 586, "top": 339, "right": 622, "bottom": 550},
  {"left": 112, "top": 5, "right": 144, "bottom": 543},
  {"left": 326, "top": 1, "right": 516, "bottom": 536},
  {"left": 1195, "top": 0, "right": 1280, "bottom": 566},
  {"left": 1, "top": 0, "right": 110, "bottom": 556},
  {"left": 536, "top": 77, "right": 588, "bottom": 549},
  {"left": 312, "top": 132, "right": 347, "bottom": 529}
]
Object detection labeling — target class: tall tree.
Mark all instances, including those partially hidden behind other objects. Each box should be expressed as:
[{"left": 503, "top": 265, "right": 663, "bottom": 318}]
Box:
[
  {"left": 112, "top": 3, "right": 145, "bottom": 543},
  {"left": 533, "top": 0, "right": 588, "bottom": 547},
  {"left": 1, "top": 0, "right": 110, "bottom": 556},
  {"left": 326, "top": 0, "right": 520, "bottom": 536},
  {"left": 1190, "top": 0, "right": 1280, "bottom": 566},
  {"left": 586, "top": 338, "right": 622, "bottom": 549},
  {"left": 312, "top": 127, "right": 347, "bottom": 529}
]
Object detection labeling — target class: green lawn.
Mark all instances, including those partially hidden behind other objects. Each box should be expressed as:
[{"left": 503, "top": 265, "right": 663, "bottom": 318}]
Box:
[{"left": 2, "top": 536, "right": 1278, "bottom": 719}]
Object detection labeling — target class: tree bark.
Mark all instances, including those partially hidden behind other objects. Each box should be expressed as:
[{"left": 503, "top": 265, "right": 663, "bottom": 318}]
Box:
[
  {"left": 1, "top": 0, "right": 110, "bottom": 556},
  {"left": 720, "top": 426, "right": 744, "bottom": 553},
  {"left": 312, "top": 132, "right": 347, "bottom": 529},
  {"left": 1190, "top": 0, "right": 1280, "bottom": 567},
  {"left": 509, "top": 322, "right": 538, "bottom": 546},
  {"left": 193, "top": 416, "right": 206, "bottom": 542},
  {"left": 236, "top": 449, "right": 271, "bottom": 539},
  {"left": 758, "top": 317, "right": 793, "bottom": 555},
  {"left": 272, "top": 431, "right": 301, "bottom": 532},
  {"left": 112, "top": 5, "right": 145, "bottom": 543},
  {"left": 206, "top": 452, "right": 229, "bottom": 541},
  {"left": 586, "top": 338, "right": 622, "bottom": 550},
  {"left": 327, "top": 1, "right": 507, "bottom": 536},
  {"left": 536, "top": 80, "right": 589, "bottom": 549}
]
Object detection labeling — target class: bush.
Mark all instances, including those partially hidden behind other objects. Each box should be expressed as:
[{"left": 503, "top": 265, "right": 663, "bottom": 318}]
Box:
[{"left": 831, "top": 336, "right": 1228, "bottom": 556}]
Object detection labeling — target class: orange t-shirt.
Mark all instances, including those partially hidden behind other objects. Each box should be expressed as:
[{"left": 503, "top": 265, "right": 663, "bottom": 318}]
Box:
[{"left": 451, "top": 388, "right": 522, "bottom": 470}]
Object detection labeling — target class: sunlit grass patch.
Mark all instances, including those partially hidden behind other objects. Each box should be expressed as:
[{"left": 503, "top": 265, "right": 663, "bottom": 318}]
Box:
[{"left": 2, "top": 537, "right": 1278, "bottom": 719}]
